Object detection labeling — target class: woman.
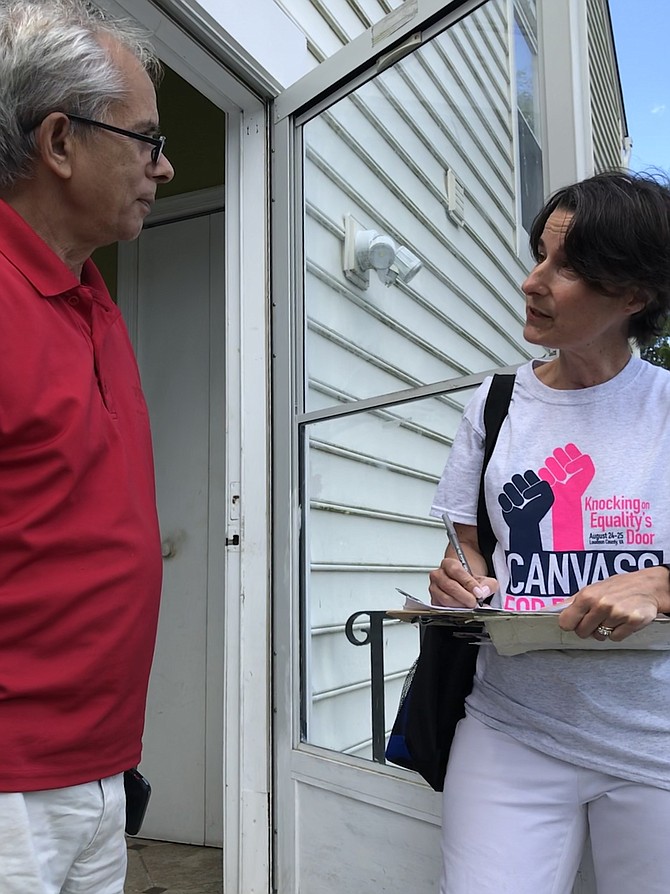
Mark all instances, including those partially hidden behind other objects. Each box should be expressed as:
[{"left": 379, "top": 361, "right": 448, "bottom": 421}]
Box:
[{"left": 428, "top": 171, "right": 670, "bottom": 894}]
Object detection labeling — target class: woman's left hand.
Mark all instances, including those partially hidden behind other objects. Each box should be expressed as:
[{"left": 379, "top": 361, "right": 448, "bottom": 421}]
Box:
[{"left": 559, "top": 565, "right": 670, "bottom": 641}]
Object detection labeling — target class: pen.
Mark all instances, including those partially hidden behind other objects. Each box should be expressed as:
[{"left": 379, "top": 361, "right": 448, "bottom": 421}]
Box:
[
  {"left": 441, "top": 511, "right": 472, "bottom": 573},
  {"left": 441, "top": 511, "right": 488, "bottom": 607}
]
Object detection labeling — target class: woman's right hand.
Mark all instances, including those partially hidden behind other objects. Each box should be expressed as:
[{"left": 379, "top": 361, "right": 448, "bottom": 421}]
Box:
[{"left": 428, "top": 556, "right": 498, "bottom": 609}]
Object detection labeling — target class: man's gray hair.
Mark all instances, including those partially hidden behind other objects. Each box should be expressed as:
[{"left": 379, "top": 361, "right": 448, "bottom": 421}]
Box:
[{"left": 0, "top": 0, "right": 162, "bottom": 191}]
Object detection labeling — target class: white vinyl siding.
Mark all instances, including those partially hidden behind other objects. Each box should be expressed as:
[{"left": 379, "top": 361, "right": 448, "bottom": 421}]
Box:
[
  {"left": 587, "top": 0, "right": 627, "bottom": 171},
  {"left": 274, "top": 0, "right": 402, "bottom": 62}
]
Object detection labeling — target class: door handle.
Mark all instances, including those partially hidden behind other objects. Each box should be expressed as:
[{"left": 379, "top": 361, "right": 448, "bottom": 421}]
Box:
[{"left": 161, "top": 538, "right": 177, "bottom": 559}]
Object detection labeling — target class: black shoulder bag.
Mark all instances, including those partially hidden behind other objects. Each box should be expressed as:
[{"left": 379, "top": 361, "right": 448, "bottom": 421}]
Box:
[{"left": 385, "top": 374, "right": 515, "bottom": 791}]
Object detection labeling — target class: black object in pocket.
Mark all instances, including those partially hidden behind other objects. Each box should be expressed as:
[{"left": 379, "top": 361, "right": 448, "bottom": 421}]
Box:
[{"left": 124, "top": 768, "right": 151, "bottom": 836}]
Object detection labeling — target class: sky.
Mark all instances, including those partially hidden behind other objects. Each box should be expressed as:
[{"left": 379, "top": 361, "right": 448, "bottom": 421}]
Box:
[{"left": 608, "top": 0, "right": 670, "bottom": 174}]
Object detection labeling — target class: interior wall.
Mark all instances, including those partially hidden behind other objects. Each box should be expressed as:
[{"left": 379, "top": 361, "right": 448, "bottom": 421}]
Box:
[
  {"left": 93, "top": 63, "right": 226, "bottom": 298},
  {"left": 155, "top": 65, "right": 226, "bottom": 199}
]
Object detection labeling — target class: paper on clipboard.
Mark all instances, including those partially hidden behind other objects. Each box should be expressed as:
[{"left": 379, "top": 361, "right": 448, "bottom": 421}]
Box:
[
  {"left": 391, "top": 589, "right": 670, "bottom": 655},
  {"left": 395, "top": 589, "right": 566, "bottom": 614}
]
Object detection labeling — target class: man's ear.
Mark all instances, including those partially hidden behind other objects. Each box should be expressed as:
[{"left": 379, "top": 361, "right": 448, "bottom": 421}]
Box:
[{"left": 35, "top": 113, "right": 75, "bottom": 179}]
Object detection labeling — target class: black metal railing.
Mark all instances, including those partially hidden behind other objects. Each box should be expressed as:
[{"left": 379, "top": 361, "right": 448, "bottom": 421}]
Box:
[{"left": 344, "top": 610, "right": 398, "bottom": 763}]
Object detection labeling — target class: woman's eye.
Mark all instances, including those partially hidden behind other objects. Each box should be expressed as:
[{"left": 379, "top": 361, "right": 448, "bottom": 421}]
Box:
[{"left": 558, "top": 262, "right": 579, "bottom": 278}]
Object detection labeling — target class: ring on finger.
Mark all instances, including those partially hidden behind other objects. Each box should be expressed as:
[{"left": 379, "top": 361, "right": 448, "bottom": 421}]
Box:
[{"left": 596, "top": 625, "right": 614, "bottom": 637}]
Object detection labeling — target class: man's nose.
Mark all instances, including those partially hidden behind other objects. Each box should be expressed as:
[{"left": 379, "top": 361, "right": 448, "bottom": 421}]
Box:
[{"left": 154, "top": 152, "right": 174, "bottom": 183}]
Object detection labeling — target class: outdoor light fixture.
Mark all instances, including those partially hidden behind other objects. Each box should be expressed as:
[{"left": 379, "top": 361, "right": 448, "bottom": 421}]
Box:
[{"left": 343, "top": 214, "right": 422, "bottom": 289}]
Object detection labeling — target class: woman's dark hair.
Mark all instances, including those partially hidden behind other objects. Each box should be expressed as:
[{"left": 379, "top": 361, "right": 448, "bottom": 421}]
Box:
[{"left": 529, "top": 170, "right": 670, "bottom": 346}]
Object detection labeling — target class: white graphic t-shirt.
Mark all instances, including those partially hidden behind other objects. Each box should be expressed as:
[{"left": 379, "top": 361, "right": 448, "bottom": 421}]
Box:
[{"left": 431, "top": 356, "right": 670, "bottom": 788}]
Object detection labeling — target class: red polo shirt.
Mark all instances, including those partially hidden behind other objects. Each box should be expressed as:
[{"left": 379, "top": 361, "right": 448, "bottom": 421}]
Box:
[{"left": 0, "top": 199, "right": 162, "bottom": 790}]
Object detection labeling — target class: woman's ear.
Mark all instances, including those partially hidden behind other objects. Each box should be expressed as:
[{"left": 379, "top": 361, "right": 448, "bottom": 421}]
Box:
[
  {"left": 625, "top": 288, "right": 648, "bottom": 317},
  {"left": 35, "top": 113, "right": 75, "bottom": 179}
]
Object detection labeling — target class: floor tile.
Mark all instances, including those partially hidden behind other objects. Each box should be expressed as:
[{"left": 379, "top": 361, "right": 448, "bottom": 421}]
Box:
[{"left": 125, "top": 838, "right": 222, "bottom": 894}]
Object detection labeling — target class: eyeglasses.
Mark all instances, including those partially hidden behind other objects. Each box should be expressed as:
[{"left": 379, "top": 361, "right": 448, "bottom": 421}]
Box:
[{"left": 67, "top": 114, "right": 166, "bottom": 165}]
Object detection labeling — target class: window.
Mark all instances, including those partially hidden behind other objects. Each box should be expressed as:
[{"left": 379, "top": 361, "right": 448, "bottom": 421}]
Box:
[{"left": 514, "top": 1, "right": 543, "bottom": 234}]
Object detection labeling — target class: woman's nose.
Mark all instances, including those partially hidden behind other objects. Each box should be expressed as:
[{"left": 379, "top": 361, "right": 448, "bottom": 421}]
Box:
[{"left": 522, "top": 263, "right": 544, "bottom": 295}]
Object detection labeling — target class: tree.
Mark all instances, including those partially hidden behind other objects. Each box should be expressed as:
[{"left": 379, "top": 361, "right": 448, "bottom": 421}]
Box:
[{"left": 642, "top": 323, "right": 670, "bottom": 370}]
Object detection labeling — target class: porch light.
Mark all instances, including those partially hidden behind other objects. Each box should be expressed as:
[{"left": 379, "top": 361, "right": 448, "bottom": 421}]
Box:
[{"left": 343, "top": 214, "right": 422, "bottom": 289}]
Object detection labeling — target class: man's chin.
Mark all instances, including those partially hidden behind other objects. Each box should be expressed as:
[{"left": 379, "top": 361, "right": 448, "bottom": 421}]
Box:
[{"left": 116, "top": 221, "right": 146, "bottom": 243}]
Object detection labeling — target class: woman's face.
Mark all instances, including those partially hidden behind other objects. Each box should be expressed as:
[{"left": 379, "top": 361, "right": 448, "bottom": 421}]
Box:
[{"left": 521, "top": 209, "right": 640, "bottom": 353}]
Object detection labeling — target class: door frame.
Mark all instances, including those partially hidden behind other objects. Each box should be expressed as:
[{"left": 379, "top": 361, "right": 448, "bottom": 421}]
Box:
[{"left": 104, "top": 0, "right": 272, "bottom": 887}]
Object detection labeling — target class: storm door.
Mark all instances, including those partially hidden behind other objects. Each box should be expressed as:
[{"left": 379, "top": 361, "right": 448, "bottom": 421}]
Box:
[{"left": 267, "top": 0, "right": 595, "bottom": 891}]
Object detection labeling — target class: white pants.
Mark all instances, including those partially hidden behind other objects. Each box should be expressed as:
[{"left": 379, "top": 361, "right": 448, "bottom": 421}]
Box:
[
  {"left": 441, "top": 715, "right": 670, "bottom": 894},
  {"left": 0, "top": 774, "right": 127, "bottom": 894}
]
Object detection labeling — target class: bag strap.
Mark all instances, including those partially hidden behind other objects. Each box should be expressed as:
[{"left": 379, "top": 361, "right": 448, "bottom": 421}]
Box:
[{"left": 477, "top": 374, "right": 515, "bottom": 574}]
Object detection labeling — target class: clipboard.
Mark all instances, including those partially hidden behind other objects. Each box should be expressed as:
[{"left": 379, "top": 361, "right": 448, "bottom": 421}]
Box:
[{"left": 390, "top": 590, "right": 670, "bottom": 655}]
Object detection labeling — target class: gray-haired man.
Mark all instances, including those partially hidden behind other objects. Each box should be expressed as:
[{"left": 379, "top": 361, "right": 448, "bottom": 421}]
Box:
[{"left": 0, "top": 2, "right": 173, "bottom": 890}]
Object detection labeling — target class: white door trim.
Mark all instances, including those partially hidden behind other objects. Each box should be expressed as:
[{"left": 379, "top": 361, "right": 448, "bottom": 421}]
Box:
[
  {"left": 144, "top": 185, "right": 226, "bottom": 225},
  {"left": 107, "top": 1, "right": 271, "bottom": 885}
]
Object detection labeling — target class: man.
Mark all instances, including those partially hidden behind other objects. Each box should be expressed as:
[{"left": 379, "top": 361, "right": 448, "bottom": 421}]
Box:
[{"left": 0, "top": 1, "right": 174, "bottom": 890}]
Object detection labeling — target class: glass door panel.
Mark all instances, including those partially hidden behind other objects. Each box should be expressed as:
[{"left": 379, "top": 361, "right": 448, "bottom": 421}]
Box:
[
  {"left": 297, "top": 0, "right": 542, "bottom": 760},
  {"left": 302, "top": 386, "right": 477, "bottom": 756},
  {"left": 302, "top": 0, "right": 538, "bottom": 414}
]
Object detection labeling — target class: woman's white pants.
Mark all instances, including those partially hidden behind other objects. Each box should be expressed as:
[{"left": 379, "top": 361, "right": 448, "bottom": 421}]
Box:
[
  {"left": 441, "top": 714, "right": 670, "bottom": 894},
  {"left": 0, "top": 774, "right": 126, "bottom": 894}
]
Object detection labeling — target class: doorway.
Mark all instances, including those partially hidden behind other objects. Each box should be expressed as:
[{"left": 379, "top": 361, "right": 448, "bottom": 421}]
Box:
[
  {"left": 96, "top": 60, "right": 226, "bottom": 845},
  {"left": 129, "top": 207, "right": 225, "bottom": 845},
  {"left": 94, "top": 1, "right": 272, "bottom": 888}
]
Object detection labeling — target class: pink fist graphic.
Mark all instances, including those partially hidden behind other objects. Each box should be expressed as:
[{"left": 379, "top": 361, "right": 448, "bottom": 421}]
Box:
[{"left": 538, "top": 443, "right": 594, "bottom": 551}]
